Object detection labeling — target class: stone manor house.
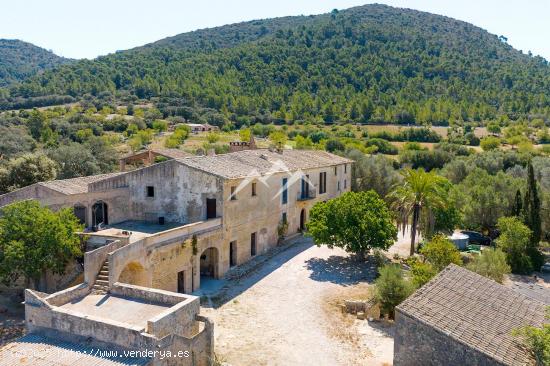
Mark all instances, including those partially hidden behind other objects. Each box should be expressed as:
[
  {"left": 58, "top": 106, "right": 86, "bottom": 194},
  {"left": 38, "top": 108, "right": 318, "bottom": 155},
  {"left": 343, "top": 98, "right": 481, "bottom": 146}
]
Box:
[{"left": 0, "top": 148, "right": 352, "bottom": 294}]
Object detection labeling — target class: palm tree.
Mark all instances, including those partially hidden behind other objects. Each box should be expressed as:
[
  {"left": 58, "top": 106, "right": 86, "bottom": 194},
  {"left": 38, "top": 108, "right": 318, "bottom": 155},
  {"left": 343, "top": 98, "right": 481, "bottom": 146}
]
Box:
[{"left": 389, "top": 168, "right": 449, "bottom": 256}]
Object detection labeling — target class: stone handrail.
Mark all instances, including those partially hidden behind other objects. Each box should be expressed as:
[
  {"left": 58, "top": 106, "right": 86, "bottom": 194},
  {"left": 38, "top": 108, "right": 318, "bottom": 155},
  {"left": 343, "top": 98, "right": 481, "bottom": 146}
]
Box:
[{"left": 84, "top": 239, "right": 126, "bottom": 285}]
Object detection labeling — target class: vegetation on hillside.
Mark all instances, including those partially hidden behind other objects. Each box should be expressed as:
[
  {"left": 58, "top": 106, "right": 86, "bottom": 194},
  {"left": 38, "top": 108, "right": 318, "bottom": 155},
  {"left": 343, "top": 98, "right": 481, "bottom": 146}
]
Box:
[
  {"left": 0, "top": 39, "right": 71, "bottom": 87},
  {"left": 1, "top": 4, "right": 549, "bottom": 127}
]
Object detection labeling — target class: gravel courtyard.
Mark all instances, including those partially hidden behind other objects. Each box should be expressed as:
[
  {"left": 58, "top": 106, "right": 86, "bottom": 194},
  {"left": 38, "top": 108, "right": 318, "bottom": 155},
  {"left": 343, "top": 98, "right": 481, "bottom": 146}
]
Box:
[{"left": 201, "top": 236, "right": 394, "bottom": 366}]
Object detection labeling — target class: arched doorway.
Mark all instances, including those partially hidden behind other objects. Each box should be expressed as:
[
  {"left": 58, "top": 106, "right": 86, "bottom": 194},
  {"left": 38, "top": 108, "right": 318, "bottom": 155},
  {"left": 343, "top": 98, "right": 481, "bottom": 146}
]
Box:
[
  {"left": 118, "top": 261, "right": 147, "bottom": 287},
  {"left": 300, "top": 209, "right": 306, "bottom": 231},
  {"left": 200, "top": 247, "right": 219, "bottom": 282},
  {"left": 92, "top": 201, "right": 108, "bottom": 227}
]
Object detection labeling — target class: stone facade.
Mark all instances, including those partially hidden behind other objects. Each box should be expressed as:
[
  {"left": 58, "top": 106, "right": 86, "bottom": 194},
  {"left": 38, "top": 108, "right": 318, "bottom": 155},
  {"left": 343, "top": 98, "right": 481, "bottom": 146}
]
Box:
[
  {"left": 0, "top": 149, "right": 352, "bottom": 294},
  {"left": 394, "top": 311, "right": 505, "bottom": 366}
]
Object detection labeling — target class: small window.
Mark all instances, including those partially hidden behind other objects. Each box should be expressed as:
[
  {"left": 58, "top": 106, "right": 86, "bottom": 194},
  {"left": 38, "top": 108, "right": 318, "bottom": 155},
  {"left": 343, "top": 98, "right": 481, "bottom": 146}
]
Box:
[
  {"left": 334, "top": 166, "right": 337, "bottom": 176},
  {"left": 146, "top": 186, "right": 155, "bottom": 197},
  {"left": 344, "top": 179, "right": 347, "bottom": 189},
  {"left": 251, "top": 182, "right": 257, "bottom": 197},
  {"left": 282, "top": 212, "right": 287, "bottom": 224},
  {"left": 338, "top": 181, "right": 341, "bottom": 191},
  {"left": 344, "top": 164, "right": 347, "bottom": 173},
  {"left": 230, "top": 186, "right": 237, "bottom": 200}
]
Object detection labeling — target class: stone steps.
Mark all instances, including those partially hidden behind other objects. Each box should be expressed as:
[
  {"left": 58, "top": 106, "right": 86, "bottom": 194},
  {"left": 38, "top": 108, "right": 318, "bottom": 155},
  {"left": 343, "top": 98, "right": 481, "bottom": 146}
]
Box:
[{"left": 92, "top": 259, "right": 110, "bottom": 294}]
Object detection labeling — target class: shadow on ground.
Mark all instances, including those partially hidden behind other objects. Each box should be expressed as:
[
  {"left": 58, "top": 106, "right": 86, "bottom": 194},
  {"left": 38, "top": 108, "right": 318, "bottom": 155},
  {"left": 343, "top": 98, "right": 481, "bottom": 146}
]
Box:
[{"left": 305, "top": 254, "right": 378, "bottom": 286}]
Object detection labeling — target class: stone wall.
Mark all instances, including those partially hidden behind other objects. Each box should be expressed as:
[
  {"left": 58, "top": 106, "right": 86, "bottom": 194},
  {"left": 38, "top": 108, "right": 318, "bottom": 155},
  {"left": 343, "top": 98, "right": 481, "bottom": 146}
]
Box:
[
  {"left": 114, "top": 160, "right": 223, "bottom": 224},
  {"left": 394, "top": 310, "right": 505, "bottom": 366}
]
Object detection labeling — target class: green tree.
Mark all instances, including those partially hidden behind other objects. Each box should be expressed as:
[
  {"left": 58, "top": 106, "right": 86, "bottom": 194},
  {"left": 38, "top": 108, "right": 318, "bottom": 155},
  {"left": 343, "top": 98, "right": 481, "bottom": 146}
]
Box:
[
  {"left": 206, "top": 132, "right": 220, "bottom": 143},
  {"left": 0, "top": 153, "right": 57, "bottom": 194},
  {"left": 165, "top": 125, "right": 190, "bottom": 148},
  {"left": 419, "top": 234, "right": 462, "bottom": 271},
  {"left": 496, "top": 216, "right": 533, "bottom": 274},
  {"left": 307, "top": 191, "right": 397, "bottom": 259},
  {"left": 513, "top": 307, "right": 550, "bottom": 366},
  {"left": 480, "top": 136, "right": 501, "bottom": 151},
  {"left": 0, "top": 200, "right": 83, "bottom": 290},
  {"left": 268, "top": 131, "right": 287, "bottom": 149},
  {"left": 374, "top": 264, "right": 414, "bottom": 318},
  {"left": 152, "top": 119, "right": 168, "bottom": 132},
  {"left": 466, "top": 248, "right": 510, "bottom": 283},
  {"left": 407, "top": 257, "right": 437, "bottom": 288},
  {"left": 389, "top": 169, "right": 450, "bottom": 256},
  {"left": 47, "top": 143, "right": 100, "bottom": 179},
  {"left": 522, "top": 160, "right": 544, "bottom": 269},
  {"left": 239, "top": 128, "right": 251, "bottom": 142}
]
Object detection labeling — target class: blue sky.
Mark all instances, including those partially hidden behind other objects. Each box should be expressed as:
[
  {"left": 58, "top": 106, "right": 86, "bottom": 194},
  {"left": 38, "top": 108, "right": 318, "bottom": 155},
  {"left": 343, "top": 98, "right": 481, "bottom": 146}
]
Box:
[{"left": 1, "top": 0, "right": 548, "bottom": 60}]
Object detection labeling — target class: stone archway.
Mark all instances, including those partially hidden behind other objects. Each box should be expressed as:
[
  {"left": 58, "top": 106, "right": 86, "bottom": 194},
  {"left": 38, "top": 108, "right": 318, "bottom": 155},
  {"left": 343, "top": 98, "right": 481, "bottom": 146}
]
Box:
[
  {"left": 200, "top": 247, "right": 219, "bottom": 281},
  {"left": 118, "top": 261, "right": 148, "bottom": 287}
]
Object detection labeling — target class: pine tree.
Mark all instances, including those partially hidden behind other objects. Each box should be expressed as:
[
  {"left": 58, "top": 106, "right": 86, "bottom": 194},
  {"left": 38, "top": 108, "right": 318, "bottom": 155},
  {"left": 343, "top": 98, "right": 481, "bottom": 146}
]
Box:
[
  {"left": 522, "top": 161, "right": 544, "bottom": 269},
  {"left": 513, "top": 189, "right": 522, "bottom": 216}
]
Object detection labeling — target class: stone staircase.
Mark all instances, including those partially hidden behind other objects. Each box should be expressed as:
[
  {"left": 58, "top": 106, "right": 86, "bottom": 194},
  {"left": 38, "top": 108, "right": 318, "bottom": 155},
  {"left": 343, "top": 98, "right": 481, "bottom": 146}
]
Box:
[{"left": 92, "top": 259, "right": 110, "bottom": 293}]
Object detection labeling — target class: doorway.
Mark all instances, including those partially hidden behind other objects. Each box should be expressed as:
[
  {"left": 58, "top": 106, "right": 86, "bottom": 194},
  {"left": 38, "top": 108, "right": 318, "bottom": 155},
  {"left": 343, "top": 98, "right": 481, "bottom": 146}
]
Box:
[
  {"left": 177, "top": 270, "right": 185, "bottom": 293},
  {"left": 250, "top": 232, "right": 257, "bottom": 256},
  {"left": 230, "top": 241, "right": 237, "bottom": 267},
  {"left": 206, "top": 198, "right": 217, "bottom": 219},
  {"left": 92, "top": 201, "right": 108, "bottom": 227},
  {"left": 300, "top": 209, "right": 306, "bottom": 231}
]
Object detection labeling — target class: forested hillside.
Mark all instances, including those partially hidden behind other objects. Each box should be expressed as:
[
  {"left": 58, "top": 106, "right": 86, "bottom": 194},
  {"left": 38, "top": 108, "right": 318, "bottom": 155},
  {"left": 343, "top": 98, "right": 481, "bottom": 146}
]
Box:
[
  {"left": 0, "top": 39, "right": 71, "bottom": 87},
  {"left": 1, "top": 4, "right": 550, "bottom": 127}
]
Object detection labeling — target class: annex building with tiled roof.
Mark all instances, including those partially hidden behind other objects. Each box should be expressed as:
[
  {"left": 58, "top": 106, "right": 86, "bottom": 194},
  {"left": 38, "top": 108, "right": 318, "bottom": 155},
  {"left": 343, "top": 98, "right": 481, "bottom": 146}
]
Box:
[{"left": 394, "top": 264, "right": 547, "bottom": 366}]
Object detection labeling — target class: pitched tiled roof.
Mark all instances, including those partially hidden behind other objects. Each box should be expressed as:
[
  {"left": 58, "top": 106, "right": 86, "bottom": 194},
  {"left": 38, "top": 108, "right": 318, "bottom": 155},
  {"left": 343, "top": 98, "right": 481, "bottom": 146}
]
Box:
[
  {"left": 0, "top": 333, "right": 150, "bottom": 366},
  {"left": 40, "top": 172, "right": 125, "bottom": 195},
  {"left": 397, "top": 264, "right": 547, "bottom": 366},
  {"left": 176, "top": 149, "right": 353, "bottom": 179},
  {"left": 151, "top": 148, "right": 193, "bottom": 160}
]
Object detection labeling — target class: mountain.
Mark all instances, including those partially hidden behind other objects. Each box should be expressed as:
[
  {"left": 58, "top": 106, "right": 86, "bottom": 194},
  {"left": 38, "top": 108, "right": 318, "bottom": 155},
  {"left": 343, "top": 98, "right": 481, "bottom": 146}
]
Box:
[
  {"left": 2, "top": 4, "right": 550, "bottom": 125},
  {"left": 0, "top": 39, "right": 71, "bottom": 87}
]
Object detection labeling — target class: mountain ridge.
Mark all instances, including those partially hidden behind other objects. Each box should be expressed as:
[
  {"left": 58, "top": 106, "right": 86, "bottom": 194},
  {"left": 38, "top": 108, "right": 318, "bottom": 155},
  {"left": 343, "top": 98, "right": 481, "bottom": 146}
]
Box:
[{"left": 1, "top": 4, "right": 549, "bottom": 124}]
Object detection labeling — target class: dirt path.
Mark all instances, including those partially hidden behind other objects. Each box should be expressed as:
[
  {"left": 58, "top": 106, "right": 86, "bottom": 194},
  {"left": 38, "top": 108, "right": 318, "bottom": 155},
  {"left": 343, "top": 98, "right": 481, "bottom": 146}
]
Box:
[{"left": 202, "top": 236, "right": 392, "bottom": 366}]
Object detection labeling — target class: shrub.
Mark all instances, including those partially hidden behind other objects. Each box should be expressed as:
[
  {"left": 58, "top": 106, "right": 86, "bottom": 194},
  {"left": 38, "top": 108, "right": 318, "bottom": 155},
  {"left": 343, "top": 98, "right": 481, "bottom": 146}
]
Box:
[
  {"left": 408, "top": 258, "right": 437, "bottom": 288},
  {"left": 512, "top": 307, "right": 550, "bottom": 366},
  {"left": 365, "top": 138, "right": 398, "bottom": 155},
  {"left": 466, "top": 248, "right": 511, "bottom": 283},
  {"left": 419, "top": 234, "right": 462, "bottom": 271},
  {"left": 374, "top": 264, "right": 414, "bottom": 318},
  {"left": 480, "top": 136, "right": 501, "bottom": 151},
  {"left": 325, "top": 139, "right": 345, "bottom": 152},
  {"left": 496, "top": 216, "right": 533, "bottom": 274}
]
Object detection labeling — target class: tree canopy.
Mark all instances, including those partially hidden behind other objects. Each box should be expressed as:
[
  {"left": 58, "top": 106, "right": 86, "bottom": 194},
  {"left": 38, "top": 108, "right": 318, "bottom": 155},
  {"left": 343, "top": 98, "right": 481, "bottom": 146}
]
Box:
[
  {"left": 0, "top": 200, "right": 83, "bottom": 290},
  {"left": 307, "top": 190, "right": 397, "bottom": 257}
]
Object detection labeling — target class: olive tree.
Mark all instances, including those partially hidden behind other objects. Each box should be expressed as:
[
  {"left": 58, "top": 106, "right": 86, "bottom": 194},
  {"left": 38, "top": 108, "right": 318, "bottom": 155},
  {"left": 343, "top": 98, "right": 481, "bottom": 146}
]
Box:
[{"left": 307, "top": 191, "right": 397, "bottom": 259}]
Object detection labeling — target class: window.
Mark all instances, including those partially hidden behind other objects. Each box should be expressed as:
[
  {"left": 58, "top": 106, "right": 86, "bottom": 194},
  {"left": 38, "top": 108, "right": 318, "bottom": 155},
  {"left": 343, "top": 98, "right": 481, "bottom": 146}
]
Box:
[
  {"left": 344, "top": 164, "right": 347, "bottom": 173},
  {"left": 282, "top": 178, "right": 288, "bottom": 204},
  {"left": 334, "top": 166, "right": 337, "bottom": 176},
  {"left": 338, "top": 181, "right": 341, "bottom": 191},
  {"left": 344, "top": 179, "right": 347, "bottom": 189},
  {"left": 146, "top": 186, "right": 155, "bottom": 197},
  {"left": 230, "top": 186, "right": 237, "bottom": 200},
  {"left": 319, "top": 172, "right": 327, "bottom": 194},
  {"left": 301, "top": 175, "right": 310, "bottom": 199},
  {"left": 282, "top": 212, "right": 287, "bottom": 224},
  {"left": 250, "top": 233, "right": 257, "bottom": 256},
  {"left": 251, "top": 182, "right": 257, "bottom": 196}
]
